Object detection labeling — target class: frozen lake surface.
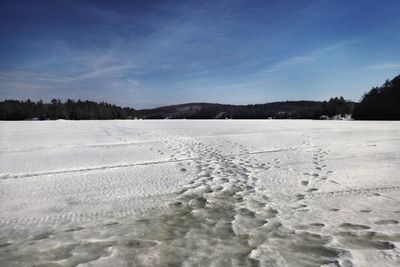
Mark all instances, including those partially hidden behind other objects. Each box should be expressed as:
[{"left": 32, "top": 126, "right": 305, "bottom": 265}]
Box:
[{"left": 0, "top": 120, "right": 399, "bottom": 266}]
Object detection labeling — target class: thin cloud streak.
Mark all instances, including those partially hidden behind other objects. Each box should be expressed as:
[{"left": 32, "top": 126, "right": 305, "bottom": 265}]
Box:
[
  {"left": 0, "top": 64, "right": 136, "bottom": 83},
  {"left": 365, "top": 63, "right": 400, "bottom": 70}
]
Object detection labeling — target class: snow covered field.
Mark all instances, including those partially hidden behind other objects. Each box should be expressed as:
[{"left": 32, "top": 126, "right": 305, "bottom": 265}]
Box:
[{"left": 0, "top": 120, "right": 399, "bottom": 266}]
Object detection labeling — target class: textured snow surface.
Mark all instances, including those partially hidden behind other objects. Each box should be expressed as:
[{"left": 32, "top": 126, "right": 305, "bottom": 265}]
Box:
[{"left": 0, "top": 120, "right": 399, "bottom": 266}]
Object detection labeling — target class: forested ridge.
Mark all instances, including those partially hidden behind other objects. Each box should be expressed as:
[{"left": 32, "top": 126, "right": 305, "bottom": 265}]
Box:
[
  {"left": 1, "top": 75, "right": 399, "bottom": 120},
  {"left": 0, "top": 98, "right": 353, "bottom": 120}
]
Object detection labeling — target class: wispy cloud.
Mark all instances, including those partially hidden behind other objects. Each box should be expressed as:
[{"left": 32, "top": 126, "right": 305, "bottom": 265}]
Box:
[
  {"left": 0, "top": 43, "right": 140, "bottom": 102},
  {"left": 56, "top": 64, "right": 136, "bottom": 82},
  {"left": 364, "top": 63, "right": 400, "bottom": 70},
  {"left": 245, "top": 39, "right": 355, "bottom": 78},
  {"left": 262, "top": 56, "right": 314, "bottom": 73},
  {"left": 0, "top": 64, "right": 136, "bottom": 83}
]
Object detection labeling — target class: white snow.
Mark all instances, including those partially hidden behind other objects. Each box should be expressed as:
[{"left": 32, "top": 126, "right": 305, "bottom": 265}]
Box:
[{"left": 0, "top": 120, "right": 399, "bottom": 266}]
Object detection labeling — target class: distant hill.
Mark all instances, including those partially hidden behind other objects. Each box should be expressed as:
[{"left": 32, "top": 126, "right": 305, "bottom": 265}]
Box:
[
  {"left": 353, "top": 74, "right": 400, "bottom": 120},
  {"left": 0, "top": 98, "right": 354, "bottom": 120},
  {"left": 136, "top": 99, "right": 354, "bottom": 119}
]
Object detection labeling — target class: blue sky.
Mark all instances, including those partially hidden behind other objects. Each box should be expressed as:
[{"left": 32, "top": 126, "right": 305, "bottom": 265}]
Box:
[{"left": 1, "top": 0, "right": 399, "bottom": 108}]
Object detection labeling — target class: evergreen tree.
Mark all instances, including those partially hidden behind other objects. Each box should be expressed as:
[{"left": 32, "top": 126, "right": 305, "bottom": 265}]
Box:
[{"left": 353, "top": 74, "right": 400, "bottom": 120}]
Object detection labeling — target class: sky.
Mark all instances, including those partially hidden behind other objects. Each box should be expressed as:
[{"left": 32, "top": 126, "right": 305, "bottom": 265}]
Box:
[{"left": 1, "top": 0, "right": 400, "bottom": 108}]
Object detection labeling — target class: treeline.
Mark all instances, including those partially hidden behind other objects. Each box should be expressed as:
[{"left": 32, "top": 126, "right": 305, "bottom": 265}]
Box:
[
  {"left": 1, "top": 74, "right": 399, "bottom": 120},
  {"left": 0, "top": 97, "right": 354, "bottom": 120},
  {"left": 353, "top": 74, "right": 400, "bottom": 120},
  {"left": 0, "top": 99, "right": 136, "bottom": 120},
  {"left": 136, "top": 98, "right": 354, "bottom": 119}
]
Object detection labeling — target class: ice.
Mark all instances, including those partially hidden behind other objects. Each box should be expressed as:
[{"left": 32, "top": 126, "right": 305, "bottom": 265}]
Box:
[{"left": 0, "top": 120, "right": 399, "bottom": 266}]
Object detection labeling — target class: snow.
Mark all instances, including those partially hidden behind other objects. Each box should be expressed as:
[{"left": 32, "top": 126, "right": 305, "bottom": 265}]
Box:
[{"left": 0, "top": 120, "right": 399, "bottom": 266}]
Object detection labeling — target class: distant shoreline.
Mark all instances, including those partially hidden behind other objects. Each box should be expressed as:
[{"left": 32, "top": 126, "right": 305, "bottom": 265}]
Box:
[
  {"left": 0, "top": 99, "right": 355, "bottom": 120},
  {"left": 1, "top": 73, "right": 399, "bottom": 121}
]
